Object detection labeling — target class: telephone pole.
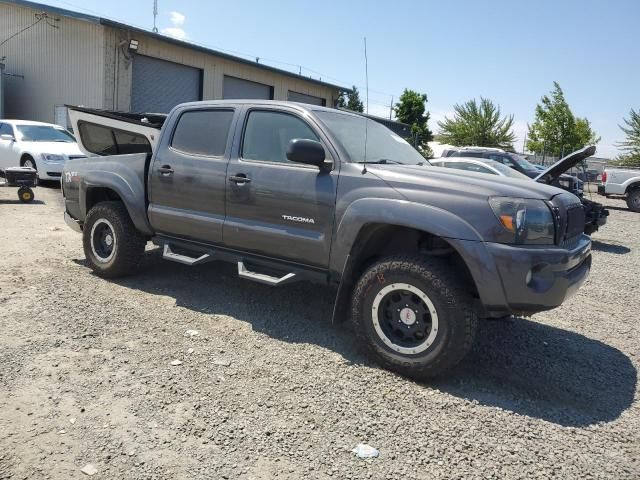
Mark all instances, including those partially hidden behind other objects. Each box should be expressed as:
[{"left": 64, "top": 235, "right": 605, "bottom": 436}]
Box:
[{"left": 153, "top": 0, "right": 158, "bottom": 32}]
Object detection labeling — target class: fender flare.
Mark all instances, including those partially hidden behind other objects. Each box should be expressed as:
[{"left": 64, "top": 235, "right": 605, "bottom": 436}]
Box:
[
  {"left": 329, "top": 198, "right": 483, "bottom": 273},
  {"left": 79, "top": 170, "right": 153, "bottom": 236},
  {"left": 329, "top": 198, "right": 509, "bottom": 317}
]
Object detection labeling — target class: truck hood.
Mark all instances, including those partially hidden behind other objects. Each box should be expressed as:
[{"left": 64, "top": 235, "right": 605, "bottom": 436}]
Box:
[
  {"left": 534, "top": 146, "right": 596, "bottom": 184},
  {"left": 367, "top": 163, "right": 569, "bottom": 202}
]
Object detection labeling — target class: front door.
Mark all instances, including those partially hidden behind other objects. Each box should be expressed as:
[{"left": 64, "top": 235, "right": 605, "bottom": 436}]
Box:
[
  {"left": 148, "top": 107, "right": 237, "bottom": 244},
  {"left": 223, "top": 107, "right": 338, "bottom": 268}
]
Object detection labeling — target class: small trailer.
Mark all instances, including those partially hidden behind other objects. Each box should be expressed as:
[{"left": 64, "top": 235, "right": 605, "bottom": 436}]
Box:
[{"left": 0, "top": 166, "right": 38, "bottom": 202}]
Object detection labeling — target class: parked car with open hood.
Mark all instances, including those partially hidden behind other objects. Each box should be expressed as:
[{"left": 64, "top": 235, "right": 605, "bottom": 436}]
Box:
[
  {"left": 0, "top": 120, "right": 86, "bottom": 181},
  {"left": 61, "top": 101, "right": 592, "bottom": 380},
  {"left": 444, "top": 147, "right": 584, "bottom": 197},
  {"left": 431, "top": 149, "right": 608, "bottom": 235}
]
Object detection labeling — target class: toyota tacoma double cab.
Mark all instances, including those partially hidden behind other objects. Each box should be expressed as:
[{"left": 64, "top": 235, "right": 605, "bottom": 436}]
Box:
[{"left": 61, "top": 101, "right": 592, "bottom": 379}]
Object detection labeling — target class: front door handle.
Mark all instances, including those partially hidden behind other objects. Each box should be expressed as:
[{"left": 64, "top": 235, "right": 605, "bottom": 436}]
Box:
[
  {"left": 229, "top": 174, "right": 251, "bottom": 184},
  {"left": 158, "top": 165, "right": 174, "bottom": 175}
]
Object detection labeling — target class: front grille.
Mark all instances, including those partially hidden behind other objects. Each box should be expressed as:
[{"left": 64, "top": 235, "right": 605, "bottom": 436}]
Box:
[
  {"left": 68, "top": 155, "right": 87, "bottom": 160},
  {"left": 562, "top": 204, "right": 584, "bottom": 247},
  {"left": 46, "top": 172, "right": 62, "bottom": 177}
]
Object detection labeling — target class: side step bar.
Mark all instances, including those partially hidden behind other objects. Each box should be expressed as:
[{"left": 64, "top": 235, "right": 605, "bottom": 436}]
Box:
[
  {"left": 163, "top": 244, "right": 214, "bottom": 266},
  {"left": 237, "top": 261, "right": 297, "bottom": 286}
]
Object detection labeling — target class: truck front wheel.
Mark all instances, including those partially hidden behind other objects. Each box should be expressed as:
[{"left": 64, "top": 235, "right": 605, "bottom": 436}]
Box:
[
  {"left": 351, "top": 255, "right": 477, "bottom": 379},
  {"left": 83, "top": 201, "right": 146, "bottom": 278},
  {"left": 626, "top": 189, "right": 640, "bottom": 212}
]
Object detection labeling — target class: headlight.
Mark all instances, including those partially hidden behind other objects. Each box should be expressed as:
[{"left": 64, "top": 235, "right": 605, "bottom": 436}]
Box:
[
  {"left": 489, "top": 197, "right": 555, "bottom": 245},
  {"left": 42, "top": 153, "right": 65, "bottom": 163}
]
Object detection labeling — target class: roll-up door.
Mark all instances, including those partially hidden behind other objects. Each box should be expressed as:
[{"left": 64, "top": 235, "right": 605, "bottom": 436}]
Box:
[
  {"left": 223, "top": 75, "right": 273, "bottom": 100},
  {"left": 287, "top": 90, "right": 326, "bottom": 106},
  {"left": 131, "top": 55, "right": 202, "bottom": 113}
]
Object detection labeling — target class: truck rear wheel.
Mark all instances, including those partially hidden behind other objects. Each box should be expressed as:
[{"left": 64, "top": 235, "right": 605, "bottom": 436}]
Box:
[
  {"left": 83, "top": 201, "right": 146, "bottom": 278},
  {"left": 351, "top": 255, "right": 477, "bottom": 379},
  {"left": 626, "top": 189, "right": 640, "bottom": 212}
]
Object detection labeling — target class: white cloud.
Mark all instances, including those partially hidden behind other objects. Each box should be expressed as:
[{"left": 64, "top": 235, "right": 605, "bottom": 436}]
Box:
[
  {"left": 161, "top": 11, "right": 187, "bottom": 40},
  {"left": 161, "top": 26, "right": 187, "bottom": 40},
  {"left": 169, "top": 11, "right": 185, "bottom": 26}
]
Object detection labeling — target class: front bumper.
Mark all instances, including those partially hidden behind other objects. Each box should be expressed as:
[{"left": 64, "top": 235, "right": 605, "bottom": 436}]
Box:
[
  {"left": 485, "top": 235, "right": 591, "bottom": 314},
  {"left": 450, "top": 235, "right": 592, "bottom": 317},
  {"left": 38, "top": 162, "right": 64, "bottom": 181}
]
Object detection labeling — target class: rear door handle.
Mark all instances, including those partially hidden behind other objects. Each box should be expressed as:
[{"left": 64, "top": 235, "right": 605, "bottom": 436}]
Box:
[
  {"left": 158, "top": 165, "right": 174, "bottom": 175},
  {"left": 229, "top": 174, "right": 251, "bottom": 184}
]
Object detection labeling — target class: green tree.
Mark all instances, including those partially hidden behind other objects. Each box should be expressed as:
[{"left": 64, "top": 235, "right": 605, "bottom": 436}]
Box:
[
  {"left": 394, "top": 89, "right": 433, "bottom": 157},
  {"left": 526, "top": 82, "right": 599, "bottom": 157},
  {"left": 436, "top": 97, "right": 516, "bottom": 149},
  {"left": 611, "top": 108, "right": 640, "bottom": 167},
  {"left": 337, "top": 85, "right": 364, "bottom": 112}
]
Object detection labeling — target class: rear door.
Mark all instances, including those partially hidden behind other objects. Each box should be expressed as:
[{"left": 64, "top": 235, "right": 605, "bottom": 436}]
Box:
[
  {"left": 147, "top": 106, "right": 238, "bottom": 244},
  {"left": 223, "top": 106, "right": 338, "bottom": 267}
]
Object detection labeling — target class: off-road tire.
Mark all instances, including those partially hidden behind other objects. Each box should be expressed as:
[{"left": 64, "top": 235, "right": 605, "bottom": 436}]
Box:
[
  {"left": 83, "top": 201, "right": 146, "bottom": 278},
  {"left": 626, "top": 189, "right": 640, "bottom": 213},
  {"left": 351, "top": 255, "right": 477, "bottom": 380}
]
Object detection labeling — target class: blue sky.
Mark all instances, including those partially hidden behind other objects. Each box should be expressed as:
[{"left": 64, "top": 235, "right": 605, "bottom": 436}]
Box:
[{"left": 39, "top": 0, "right": 640, "bottom": 158}]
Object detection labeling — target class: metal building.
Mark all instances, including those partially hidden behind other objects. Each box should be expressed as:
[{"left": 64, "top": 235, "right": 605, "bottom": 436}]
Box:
[{"left": 0, "top": 0, "right": 348, "bottom": 127}]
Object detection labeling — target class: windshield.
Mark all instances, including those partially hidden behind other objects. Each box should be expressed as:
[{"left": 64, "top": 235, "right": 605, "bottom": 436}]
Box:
[
  {"left": 486, "top": 160, "right": 531, "bottom": 180},
  {"left": 509, "top": 154, "right": 538, "bottom": 171},
  {"left": 16, "top": 125, "right": 75, "bottom": 143},
  {"left": 314, "top": 111, "right": 426, "bottom": 165}
]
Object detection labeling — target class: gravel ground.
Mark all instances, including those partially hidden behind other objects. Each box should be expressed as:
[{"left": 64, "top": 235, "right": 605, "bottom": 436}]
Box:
[{"left": 0, "top": 184, "right": 638, "bottom": 480}]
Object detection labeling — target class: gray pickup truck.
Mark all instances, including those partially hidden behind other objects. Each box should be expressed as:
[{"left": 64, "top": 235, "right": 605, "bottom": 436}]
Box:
[{"left": 62, "top": 101, "right": 592, "bottom": 379}]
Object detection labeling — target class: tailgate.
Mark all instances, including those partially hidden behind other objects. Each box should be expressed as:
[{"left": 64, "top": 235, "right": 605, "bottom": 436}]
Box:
[{"left": 68, "top": 106, "right": 166, "bottom": 157}]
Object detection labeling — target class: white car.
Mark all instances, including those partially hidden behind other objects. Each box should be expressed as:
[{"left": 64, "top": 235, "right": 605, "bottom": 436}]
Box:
[{"left": 0, "top": 120, "right": 86, "bottom": 180}]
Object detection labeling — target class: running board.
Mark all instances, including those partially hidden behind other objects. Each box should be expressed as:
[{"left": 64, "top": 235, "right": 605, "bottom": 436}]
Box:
[
  {"left": 237, "top": 261, "right": 297, "bottom": 286},
  {"left": 163, "top": 244, "right": 214, "bottom": 266}
]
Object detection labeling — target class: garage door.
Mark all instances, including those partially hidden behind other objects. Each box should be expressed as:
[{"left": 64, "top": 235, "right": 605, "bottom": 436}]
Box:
[
  {"left": 223, "top": 76, "right": 273, "bottom": 100},
  {"left": 131, "top": 55, "right": 202, "bottom": 113},
  {"left": 287, "top": 90, "right": 326, "bottom": 106}
]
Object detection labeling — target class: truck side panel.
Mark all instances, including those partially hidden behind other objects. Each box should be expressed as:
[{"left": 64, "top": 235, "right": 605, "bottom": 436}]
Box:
[{"left": 63, "top": 153, "right": 153, "bottom": 235}]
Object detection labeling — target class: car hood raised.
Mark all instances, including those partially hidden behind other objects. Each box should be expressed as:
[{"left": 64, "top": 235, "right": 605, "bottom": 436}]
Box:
[{"left": 534, "top": 145, "right": 596, "bottom": 184}]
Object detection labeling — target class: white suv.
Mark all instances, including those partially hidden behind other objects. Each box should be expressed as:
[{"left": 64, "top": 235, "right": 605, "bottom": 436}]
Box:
[{"left": 0, "top": 120, "right": 86, "bottom": 180}]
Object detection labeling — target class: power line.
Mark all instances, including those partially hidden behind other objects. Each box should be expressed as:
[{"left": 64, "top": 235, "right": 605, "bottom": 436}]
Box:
[{"left": 0, "top": 13, "right": 59, "bottom": 49}]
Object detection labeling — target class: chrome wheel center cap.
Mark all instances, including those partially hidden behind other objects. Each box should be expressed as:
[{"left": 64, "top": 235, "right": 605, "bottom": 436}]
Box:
[
  {"left": 400, "top": 308, "right": 417, "bottom": 326},
  {"left": 105, "top": 234, "right": 113, "bottom": 247}
]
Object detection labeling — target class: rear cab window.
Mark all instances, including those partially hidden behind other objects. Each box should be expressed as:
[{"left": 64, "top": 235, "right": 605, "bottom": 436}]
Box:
[
  {"left": 78, "top": 121, "right": 151, "bottom": 156},
  {"left": 171, "top": 109, "right": 234, "bottom": 157}
]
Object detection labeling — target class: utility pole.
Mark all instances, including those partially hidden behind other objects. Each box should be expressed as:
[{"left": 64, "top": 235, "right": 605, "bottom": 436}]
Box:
[
  {"left": 389, "top": 96, "right": 393, "bottom": 120},
  {"left": 153, "top": 0, "right": 158, "bottom": 33}
]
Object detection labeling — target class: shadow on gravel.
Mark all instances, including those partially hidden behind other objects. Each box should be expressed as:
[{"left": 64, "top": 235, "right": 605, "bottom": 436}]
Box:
[
  {"left": 86, "top": 250, "right": 636, "bottom": 429},
  {"left": 0, "top": 199, "right": 45, "bottom": 205},
  {"left": 591, "top": 240, "right": 631, "bottom": 255},
  {"left": 435, "top": 317, "right": 637, "bottom": 427}
]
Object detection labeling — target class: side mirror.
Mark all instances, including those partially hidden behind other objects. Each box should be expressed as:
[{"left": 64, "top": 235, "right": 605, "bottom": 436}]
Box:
[
  {"left": 286, "top": 138, "right": 329, "bottom": 170},
  {"left": 0, "top": 134, "right": 15, "bottom": 142}
]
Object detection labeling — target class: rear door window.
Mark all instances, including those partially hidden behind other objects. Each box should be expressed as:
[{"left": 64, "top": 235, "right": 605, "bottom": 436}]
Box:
[
  {"left": 171, "top": 109, "right": 234, "bottom": 157},
  {"left": 0, "top": 123, "right": 14, "bottom": 137}
]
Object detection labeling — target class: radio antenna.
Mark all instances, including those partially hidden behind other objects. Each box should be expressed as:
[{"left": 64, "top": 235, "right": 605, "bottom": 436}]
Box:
[
  {"left": 362, "top": 37, "right": 369, "bottom": 174},
  {"left": 152, "top": 0, "right": 158, "bottom": 32}
]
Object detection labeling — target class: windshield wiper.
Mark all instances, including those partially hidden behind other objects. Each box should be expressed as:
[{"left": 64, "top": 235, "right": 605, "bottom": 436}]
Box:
[{"left": 357, "top": 158, "right": 404, "bottom": 165}]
